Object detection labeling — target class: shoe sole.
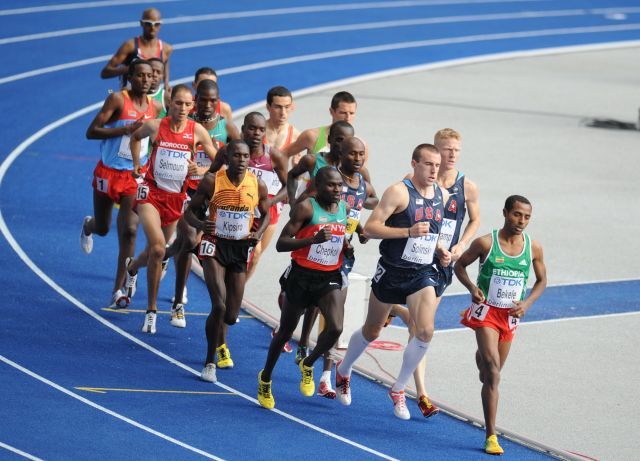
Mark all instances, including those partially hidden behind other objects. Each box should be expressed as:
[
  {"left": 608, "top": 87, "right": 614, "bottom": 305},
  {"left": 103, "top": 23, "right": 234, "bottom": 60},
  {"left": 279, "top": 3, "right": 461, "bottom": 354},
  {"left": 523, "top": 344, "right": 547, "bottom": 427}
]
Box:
[{"left": 388, "top": 393, "right": 411, "bottom": 420}]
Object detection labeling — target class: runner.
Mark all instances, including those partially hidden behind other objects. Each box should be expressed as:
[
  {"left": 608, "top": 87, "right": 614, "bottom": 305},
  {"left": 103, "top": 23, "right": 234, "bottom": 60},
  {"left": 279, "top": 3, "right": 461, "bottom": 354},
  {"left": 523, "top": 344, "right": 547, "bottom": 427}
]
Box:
[
  {"left": 264, "top": 86, "right": 300, "bottom": 160},
  {"left": 257, "top": 167, "right": 351, "bottom": 409},
  {"left": 455, "top": 195, "right": 546, "bottom": 455},
  {"left": 101, "top": 8, "right": 173, "bottom": 89},
  {"left": 184, "top": 140, "right": 270, "bottom": 383},
  {"left": 388, "top": 128, "right": 480, "bottom": 418},
  {"left": 335, "top": 144, "right": 452, "bottom": 420},
  {"left": 148, "top": 57, "right": 170, "bottom": 119},
  {"left": 121, "top": 84, "right": 218, "bottom": 335},
  {"left": 191, "top": 67, "right": 239, "bottom": 140},
  {"left": 80, "top": 60, "right": 159, "bottom": 307}
]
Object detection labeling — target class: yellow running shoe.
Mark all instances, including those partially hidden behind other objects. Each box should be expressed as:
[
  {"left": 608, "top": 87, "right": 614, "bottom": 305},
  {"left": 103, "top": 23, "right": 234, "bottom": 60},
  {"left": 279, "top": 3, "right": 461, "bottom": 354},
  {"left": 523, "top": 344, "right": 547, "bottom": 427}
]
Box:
[
  {"left": 485, "top": 434, "right": 504, "bottom": 455},
  {"left": 216, "top": 344, "right": 234, "bottom": 369},
  {"left": 299, "top": 360, "right": 315, "bottom": 397},
  {"left": 257, "top": 370, "right": 275, "bottom": 409}
]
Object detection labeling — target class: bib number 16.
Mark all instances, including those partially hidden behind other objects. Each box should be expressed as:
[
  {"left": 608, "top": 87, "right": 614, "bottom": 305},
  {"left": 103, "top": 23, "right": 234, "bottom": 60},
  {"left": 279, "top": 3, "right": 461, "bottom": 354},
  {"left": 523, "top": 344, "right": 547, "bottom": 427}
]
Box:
[{"left": 199, "top": 239, "right": 216, "bottom": 257}]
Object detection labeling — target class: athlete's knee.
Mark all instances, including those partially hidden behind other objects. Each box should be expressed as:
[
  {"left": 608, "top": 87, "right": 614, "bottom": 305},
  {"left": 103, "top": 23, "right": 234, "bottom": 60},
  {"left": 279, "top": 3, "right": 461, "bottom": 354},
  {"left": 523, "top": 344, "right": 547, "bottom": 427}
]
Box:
[
  {"left": 362, "top": 324, "right": 381, "bottom": 342},
  {"left": 413, "top": 325, "right": 434, "bottom": 343},
  {"left": 120, "top": 224, "right": 137, "bottom": 242},
  {"left": 482, "top": 359, "right": 501, "bottom": 387},
  {"left": 148, "top": 242, "right": 166, "bottom": 262},
  {"left": 93, "top": 221, "right": 110, "bottom": 236},
  {"left": 323, "top": 319, "right": 343, "bottom": 340}
]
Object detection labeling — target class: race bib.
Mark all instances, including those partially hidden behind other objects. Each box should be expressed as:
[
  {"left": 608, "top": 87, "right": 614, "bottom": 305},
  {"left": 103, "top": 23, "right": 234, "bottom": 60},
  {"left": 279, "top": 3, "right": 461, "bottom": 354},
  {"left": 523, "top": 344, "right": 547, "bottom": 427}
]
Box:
[
  {"left": 438, "top": 218, "right": 456, "bottom": 250},
  {"left": 198, "top": 238, "right": 216, "bottom": 257},
  {"left": 487, "top": 274, "right": 525, "bottom": 308},
  {"left": 468, "top": 303, "right": 489, "bottom": 321},
  {"left": 189, "top": 148, "right": 212, "bottom": 180},
  {"left": 401, "top": 233, "right": 439, "bottom": 265},
  {"left": 215, "top": 208, "right": 250, "bottom": 240},
  {"left": 249, "top": 167, "right": 281, "bottom": 196},
  {"left": 508, "top": 315, "right": 520, "bottom": 330},
  {"left": 95, "top": 176, "right": 108, "bottom": 193},
  {"left": 345, "top": 208, "right": 361, "bottom": 239},
  {"left": 154, "top": 147, "right": 189, "bottom": 181},
  {"left": 118, "top": 134, "right": 149, "bottom": 161},
  {"left": 136, "top": 184, "right": 149, "bottom": 201},
  {"left": 373, "top": 261, "right": 386, "bottom": 283},
  {"left": 308, "top": 234, "right": 344, "bottom": 266}
]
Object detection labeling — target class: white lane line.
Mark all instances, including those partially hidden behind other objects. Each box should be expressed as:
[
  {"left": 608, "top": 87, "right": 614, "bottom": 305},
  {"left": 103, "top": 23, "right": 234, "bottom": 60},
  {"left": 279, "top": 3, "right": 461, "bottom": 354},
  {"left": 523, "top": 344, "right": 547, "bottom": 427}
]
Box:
[
  {"left": 0, "top": 355, "right": 224, "bottom": 461},
  {"left": 0, "top": 0, "right": 178, "bottom": 16},
  {"left": 3, "top": 17, "right": 640, "bottom": 87},
  {"left": 0, "top": 441, "right": 42, "bottom": 461},
  {"left": 0, "top": 0, "right": 547, "bottom": 45}
]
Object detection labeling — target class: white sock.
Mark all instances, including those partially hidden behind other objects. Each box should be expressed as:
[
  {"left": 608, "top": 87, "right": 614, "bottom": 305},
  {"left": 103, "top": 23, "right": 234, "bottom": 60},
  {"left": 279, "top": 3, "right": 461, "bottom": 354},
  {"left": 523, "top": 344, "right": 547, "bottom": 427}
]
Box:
[
  {"left": 392, "top": 337, "right": 430, "bottom": 392},
  {"left": 321, "top": 370, "right": 332, "bottom": 384},
  {"left": 337, "top": 329, "right": 370, "bottom": 378}
]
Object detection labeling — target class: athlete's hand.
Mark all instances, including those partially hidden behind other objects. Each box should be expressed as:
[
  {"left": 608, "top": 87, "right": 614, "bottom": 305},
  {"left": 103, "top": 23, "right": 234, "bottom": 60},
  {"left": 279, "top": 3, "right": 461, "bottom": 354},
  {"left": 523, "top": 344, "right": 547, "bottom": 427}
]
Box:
[
  {"left": 246, "top": 232, "right": 261, "bottom": 246},
  {"left": 471, "top": 286, "right": 485, "bottom": 304},
  {"left": 409, "top": 221, "right": 430, "bottom": 238},
  {"left": 343, "top": 242, "right": 355, "bottom": 260},
  {"left": 131, "top": 164, "right": 143, "bottom": 178},
  {"left": 311, "top": 226, "right": 332, "bottom": 244},
  {"left": 127, "top": 116, "right": 145, "bottom": 135},
  {"left": 357, "top": 231, "right": 369, "bottom": 244},
  {"left": 449, "top": 242, "right": 466, "bottom": 262},
  {"left": 186, "top": 159, "right": 198, "bottom": 176},
  {"left": 202, "top": 219, "right": 216, "bottom": 236},
  {"left": 437, "top": 246, "right": 452, "bottom": 267},
  {"left": 509, "top": 300, "right": 530, "bottom": 318}
]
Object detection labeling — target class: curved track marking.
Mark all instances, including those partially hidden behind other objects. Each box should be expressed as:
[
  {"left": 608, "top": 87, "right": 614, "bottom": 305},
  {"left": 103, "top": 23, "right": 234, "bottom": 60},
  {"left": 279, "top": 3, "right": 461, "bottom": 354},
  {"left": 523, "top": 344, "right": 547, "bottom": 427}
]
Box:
[{"left": 0, "top": 0, "right": 177, "bottom": 17}]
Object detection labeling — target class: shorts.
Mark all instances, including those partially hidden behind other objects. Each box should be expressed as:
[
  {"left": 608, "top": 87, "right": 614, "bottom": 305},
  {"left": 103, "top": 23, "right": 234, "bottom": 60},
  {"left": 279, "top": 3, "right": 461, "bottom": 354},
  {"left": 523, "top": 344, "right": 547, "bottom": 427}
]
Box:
[
  {"left": 371, "top": 258, "right": 439, "bottom": 305},
  {"left": 134, "top": 181, "right": 186, "bottom": 227},
  {"left": 434, "top": 264, "right": 453, "bottom": 298},
  {"left": 196, "top": 235, "right": 253, "bottom": 273},
  {"left": 339, "top": 254, "right": 355, "bottom": 288},
  {"left": 92, "top": 160, "right": 144, "bottom": 204},
  {"left": 279, "top": 262, "right": 342, "bottom": 307},
  {"left": 269, "top": 201, "right": 283, "bottom": 225},
  {"left": 461, "top": 303, "right": 519, "bottom": 342}
]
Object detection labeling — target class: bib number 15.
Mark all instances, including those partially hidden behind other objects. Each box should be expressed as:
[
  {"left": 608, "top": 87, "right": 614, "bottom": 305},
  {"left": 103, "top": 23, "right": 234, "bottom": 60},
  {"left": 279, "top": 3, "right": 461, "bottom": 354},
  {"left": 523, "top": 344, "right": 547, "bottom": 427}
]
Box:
[{"left": 136, "top": 184, "right": 149, "bottom": 201}]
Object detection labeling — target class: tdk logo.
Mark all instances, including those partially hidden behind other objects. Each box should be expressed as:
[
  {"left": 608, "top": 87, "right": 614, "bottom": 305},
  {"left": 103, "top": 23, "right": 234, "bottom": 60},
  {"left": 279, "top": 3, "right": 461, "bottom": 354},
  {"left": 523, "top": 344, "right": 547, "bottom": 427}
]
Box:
[
  {"left": 219, "top": 210, "right": 250, "bottom": 220},
  {"left": 493, "top": 277, "right": 523, "bottom": 287},
  {"left": 441, "top": 220, "right": 453, "bottom": 229}
]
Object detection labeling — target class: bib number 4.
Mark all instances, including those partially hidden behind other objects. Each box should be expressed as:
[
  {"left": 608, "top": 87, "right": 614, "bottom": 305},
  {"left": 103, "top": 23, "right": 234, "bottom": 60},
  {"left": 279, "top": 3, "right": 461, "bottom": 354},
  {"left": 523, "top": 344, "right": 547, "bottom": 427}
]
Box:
[{"left": 468, "top": 303, "right": 489, "bottom": 321}]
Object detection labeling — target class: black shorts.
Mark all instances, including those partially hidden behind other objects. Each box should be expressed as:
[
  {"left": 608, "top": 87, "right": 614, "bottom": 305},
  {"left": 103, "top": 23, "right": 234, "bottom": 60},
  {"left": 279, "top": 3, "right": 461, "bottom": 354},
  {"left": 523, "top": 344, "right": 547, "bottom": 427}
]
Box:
[
  {"left": 197, "top": 237, "right": 253, "bottom": 273},
  {"left": 435, "top": 264, "right": 453, "bottom": 298},
  {"left": 371, "top": 258, "right": 439, "bottom": 304},
  {"left": 279, "top": 262, "right": 343, "bottom": 307}
]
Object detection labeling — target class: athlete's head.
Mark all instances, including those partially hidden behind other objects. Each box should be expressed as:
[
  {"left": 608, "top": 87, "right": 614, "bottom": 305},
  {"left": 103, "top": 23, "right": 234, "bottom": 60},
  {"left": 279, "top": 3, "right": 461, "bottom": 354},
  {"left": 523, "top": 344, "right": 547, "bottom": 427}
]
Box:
[
  {"left": 148, "top": 57, "right": 164, "bottom": 92},
  {"left": 140, "top": 8, "right": 162, "bottom": 40},
  {"left": 503, "top": 195, "right": 532, "bottom": 235},
  {"left": 225, "top": 140, "right": 250, "bottom": 176},
  {"left": 329, "top": 91, "right": 357, "bottom": 124},
  {"left": 339, "top": 137, "right": 366, "bottom": 174},
  {"left": 169, "top": 84, "right": 193, "bottom": 120},
  {"left": 128, "top": 59, "right": 153, "bottom": 94},
  {"left": 434, "top": 128, "right": 461, "bottom": 171},
  {"left": 411, "top": 144, "right": 440, "bottom": 187},
  {"left": 195, "top": 79, "right": 220, "bottom": 119},
  {"left": 315, "top": 166, "right": 343, "bottom": 205},
  {"left": 266, "top": 86, "right": 294, "bottom": 125},
  {"left": 328, "top": 121, "right": 354, "bottom": 156},
  {"left": 241, "top": 112, "right": 267, "bottom": 149},
  {"left": 193, "top": 67, "right": 218, "bottom": 91}
]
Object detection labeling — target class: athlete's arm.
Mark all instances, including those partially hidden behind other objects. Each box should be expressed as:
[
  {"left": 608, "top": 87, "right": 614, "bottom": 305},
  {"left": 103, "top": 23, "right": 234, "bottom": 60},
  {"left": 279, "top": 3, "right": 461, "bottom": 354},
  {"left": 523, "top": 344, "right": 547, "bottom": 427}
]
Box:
[
  {"left": 286, "top": 154, "right": 316, "bottom": 204},
  {"left": 250, "top": 179, "right": 272, "bottom": 243},
  {"left": 194, "top": 123, "right": 219, "bottom": 176},
  {"left": 185, "top": 173, "right": 215, "bottom": 235},
  {"left": 130, "top": 119, "right": 160, "bottom": 176},
  {"left": 454, "top": 234, "right": 492, "bottom": 304},
  {"left": 362, "top": 182, "right": 414, "bottom": 240},
  {"left": 363, "top": 180, "right": 379, "bottom": 210},
  {"left": 162, "top": 44, "right": 173, "bottom": 91},
  {"left": 451, "top": 178, "right": 480, "bottom": 261},
  {"left": 510, "top": 239, "right": 547, "bottom": 318},
  {"left": 152, "top": 99, "right": 163, "bottom": 118},
  {"left": 360, "top": 166, "right": 372, "bottom": 185},
  {"left": 280, "top": 128, "right": 317, "bottom": 158},
  {"left": 86, "top": 93, "right": 134, "bottom": 139},
  {"left": 269, "top": 147, "right": 289, "bottom": 206},
  {"left": 101, "top": 40, "right": 134, "bottom": 79},
  {"left": 208, "top": 145, "right": 227, "bottom": 174},
  {"left": 276, "top": 199, "right": 330, "bottom": 252}
]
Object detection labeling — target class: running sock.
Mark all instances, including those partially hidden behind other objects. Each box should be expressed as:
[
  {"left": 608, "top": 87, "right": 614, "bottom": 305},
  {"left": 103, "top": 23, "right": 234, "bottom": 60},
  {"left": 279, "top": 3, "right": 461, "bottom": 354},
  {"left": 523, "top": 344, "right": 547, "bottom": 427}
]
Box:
[
  {"left": 337, "top": 329, "right": 370, "bottom": 377},
  {"left": 392, "top": 337, "right": 430, "bottom": 392},
  {"left": 321, "top": 370, "right": 332, "bottom": 383}
]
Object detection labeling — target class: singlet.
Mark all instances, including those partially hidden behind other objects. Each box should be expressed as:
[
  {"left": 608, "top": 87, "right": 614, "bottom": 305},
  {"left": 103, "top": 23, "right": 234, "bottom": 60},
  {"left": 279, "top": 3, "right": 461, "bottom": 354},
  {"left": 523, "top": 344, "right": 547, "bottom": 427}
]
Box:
[
  {"left": 100, "top": 90, "right": 156, "bottom": 170},
  {"left": 150, "top": 87, "right": 167, "bottom": 119},
  {"left": 122, "top": 37, "right": 164, "bottom": 86},
  {"left": 292, "top": 198, "right": 347, "bottom": 271},
  {"left": 247, "top": 144, "right": 282, "bottom": 197},
  {"left": 340, "top": 173, "right": 366, "bottom": 240},
  {"left": 311, "top": 151, "right": 333, "bottom": 178},
  {"left": 146, "top": 117, "right": 196, "bottom": 193},
  {"left": 379, "top": 179, "right": 444, "bottom": 270},
  {"left": 312, "top": 125, "right": 329, "bottom": 154},
  {"left": 186, "top": 115, "right": 228, "bottom": 191},
  {"left": 208, "top": 169, "right": 259, "bottom": 240},
  {"left": 438, "top": 172, "right": 467, "bottom": 251},
  {"left": 477, "top": 230, "right": 532, "bottom": 309}
]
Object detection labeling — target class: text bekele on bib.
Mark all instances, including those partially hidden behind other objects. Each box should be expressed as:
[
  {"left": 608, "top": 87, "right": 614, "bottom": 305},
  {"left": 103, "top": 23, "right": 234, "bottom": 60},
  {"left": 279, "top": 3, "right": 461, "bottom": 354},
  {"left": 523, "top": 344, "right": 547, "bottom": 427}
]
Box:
[
  {"left": 487, "top": 274, "right": 525, "bottom": 308},
  {"left": 437, "top": 218, "right": 456, "bottom": 250},
  {"left": 401, "top": 232, "right": 439, "bottom": 265},
  {"left": 215, "top": 208, "right": 250, "bottom": 240},
  {"left": 118, "top": 134, "right": 149, "bottom": 162},
  {"left": 308, "top": 233, "right": 344, "bottom": 266}
]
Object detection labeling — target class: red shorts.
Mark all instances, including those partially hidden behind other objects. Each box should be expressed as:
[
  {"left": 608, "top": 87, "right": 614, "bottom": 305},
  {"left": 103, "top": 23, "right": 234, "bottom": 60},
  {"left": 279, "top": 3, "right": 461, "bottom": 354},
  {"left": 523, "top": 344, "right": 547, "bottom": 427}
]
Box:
[
  {"left": 460, "top": 303, "right": 519, "bottom": 342},
  {"left": 134, "top": 181, "right": 186, "bottom": 227},
  {"left": 92, "top": 160, "right": 144, "bottom": 204},
  {"left": 269, "top": 201, "right": 283, "bottom": 225}
]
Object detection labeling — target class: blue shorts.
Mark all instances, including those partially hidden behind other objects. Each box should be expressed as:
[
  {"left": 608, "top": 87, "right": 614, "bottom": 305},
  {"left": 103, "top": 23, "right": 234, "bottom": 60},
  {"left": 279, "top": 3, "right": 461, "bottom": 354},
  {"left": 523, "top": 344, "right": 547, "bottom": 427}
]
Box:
[
  {"left": 371, "top": 258, "right": 439, "bottom": 305},
  {"left": 434, "top": 264, "right": 453, "bottom": 298}
]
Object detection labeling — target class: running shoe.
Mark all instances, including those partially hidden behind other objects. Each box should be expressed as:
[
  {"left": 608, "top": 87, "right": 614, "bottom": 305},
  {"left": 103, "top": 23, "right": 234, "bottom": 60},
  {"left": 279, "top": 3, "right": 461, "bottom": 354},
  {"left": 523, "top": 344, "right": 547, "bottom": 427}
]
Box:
[
  {"left": 123, "top": 257, "right": 137, "bottom": 300},
  {"left": 216, "top": 344, "right": 234, "bottom": 369},
  {"left": 201, "top": 363, "right": 217, "bottom": 383},
  {"left": 171, "top": 287, "right": 188, "bottom": 304},
  {"left": 335, "top": 360, "right": 352, "bottom": 406},
  {"left": 257, "top": 370, "right": 275, "bottom": 409},
  {"left": 317, "top": 380, "right": 336, "bottom": 399},
  {"left": 170, "top": 303, "right": 186, "bottom": 328},
  {"left": 295, "top": 345, "right": 309, "bottom": 364},
  {"left": 485, "top": 435, "right": 504, "bottom": 455},
  {"left": 108, "top": 289, "right": 129, "bottom": 309},
  {"left": 299, "top": 360, "right": 315, "bottom": 397},
  {"left": 388, "top": 389, "right": 410, "bottom": 420},
  {"left": 160, "top": 255, "right": 170, "bottom": 281},
  {"left": 142, "top": 311, "right": 157, "bottom": 334},
  {"left": 80, "top": 216, "right": 93, "bottom": 254},
  {"left": 417, "top": 395, "right": 440, "bottom": 418}
]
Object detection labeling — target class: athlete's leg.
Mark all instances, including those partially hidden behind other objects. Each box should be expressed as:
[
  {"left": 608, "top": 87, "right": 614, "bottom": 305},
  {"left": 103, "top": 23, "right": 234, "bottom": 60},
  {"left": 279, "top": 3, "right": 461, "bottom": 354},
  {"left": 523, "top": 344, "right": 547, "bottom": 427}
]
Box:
[
  {"left": 113, "top": 194, "right": 138, "bottom": 292},
  {"left": 87, "top": 190, "right": 114, "bottom": 237},
  {"left": 475, "top": 327, "right": 503, "bottom": 438},
  {"left": 303, "top": 289, "right": 343, "bottom": 367},
  {"left": 246, "top": 223, "right": 277, "bottom": 280},
  {"left": 299, "top": 306, "right": 319, "bottom": 349},
  {"left": 172, "top": 218, "right": 198, "bottom": 305},
  {"left": 223, "top": 270, "right": 247, "bottom": 325},
  {"left": 412, "top": 297, "right": 442, "bottom": 397},
  {"left": 201, "top": 256, "right": 227, "bottom": 365},
  {"left": 262, "top": 297, "right": 305, "bottom": 382}
]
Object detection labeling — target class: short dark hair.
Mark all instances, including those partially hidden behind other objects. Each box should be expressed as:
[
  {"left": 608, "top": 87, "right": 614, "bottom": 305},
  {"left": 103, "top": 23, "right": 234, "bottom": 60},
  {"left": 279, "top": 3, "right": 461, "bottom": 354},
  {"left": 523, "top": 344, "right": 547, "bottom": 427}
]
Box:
[
  {"left": 170, "top": 84, "right": 191, "bottom": 100},
  {"left": 330, "top": 91, "right": 356, "bottom": 109},
  {"left": 243, "top": 111, "right": 266, "bottom": 125},
  {"left": 194, "top": 67, "right": 217, "bottom": 81},
  {"left": 504, "top": 195, "right": 531, "bottom": 211},
  {"left": 328, "top": 120, "right": 353, "bottom": 138},
  {"left": 196, "top": 79, "right": 218, "bottom": 95},
  {"left": 147, "top": 57, "right": 164, "bottom": 66},
  {"left": 226, "top": 139, "right": 249, "bottom": 155},
  {"left": 128, "top": 59, "right": 151, "bottom": 77},
  {"left": 266, "top": 86, "right": 292, "bottom": 105},
  {"left": 315, "top": 166, "right": 340, "bottom": 187},
  {"left": 412, "top": 143, "right": 438, "bottom": 161}
]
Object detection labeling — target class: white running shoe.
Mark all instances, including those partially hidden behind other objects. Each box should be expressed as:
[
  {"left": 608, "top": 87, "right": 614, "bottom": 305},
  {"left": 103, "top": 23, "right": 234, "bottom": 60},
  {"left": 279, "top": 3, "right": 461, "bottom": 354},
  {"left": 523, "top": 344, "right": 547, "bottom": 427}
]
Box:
[
  {"left": 201, "top": 363, "right": 217, "bottom": 383},
  {"left": 124, "top": 257, "right": 137, "bottom": 299},
  {"left": 170, "top": 303, "right": 186, "bottom": 328},
  {"left": 108, "top": 289, "right": 129, "bottom": 309},
  {"left": 160, "top": 257, "right": 169, "bottom": 281},
  {"left": 171, "top": 287, "right": 188, "bottom": 304},
  {"left": 388, "top": 389, "right": 411, "bottom": 420},
  {"left": 80, "top": 216, "right": 93, "bottom": 254},
  {"left": 335, "top": 360, "right": 352, "bottom": 406},
  {"left": 142, "top": 311, "right": 157, "bottom": 334}
]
